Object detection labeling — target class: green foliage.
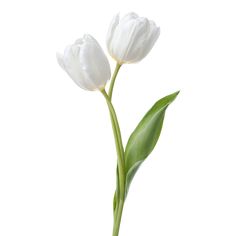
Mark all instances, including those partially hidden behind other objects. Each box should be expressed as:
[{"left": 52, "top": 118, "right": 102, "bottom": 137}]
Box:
[{"left": 124, "top": 91, "right": 179, "bottom": 197}]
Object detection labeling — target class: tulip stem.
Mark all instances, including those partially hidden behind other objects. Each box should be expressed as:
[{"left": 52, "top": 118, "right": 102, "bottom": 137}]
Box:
[
  {"left": 100, "top": 89, "right": 125, "bottom": 236},
  {"left": 108, "top": 63, "right": 122, "bottom": 100},
  {"left": 112, "top": 199, "right": 124, "bottom": 236}
]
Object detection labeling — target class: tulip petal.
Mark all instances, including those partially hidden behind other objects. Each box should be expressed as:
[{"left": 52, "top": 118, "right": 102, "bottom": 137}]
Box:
[
  {"left": 56, "top": 52, "right": 65, "bottom": 70},
  {"left": 107, "top": 14, "right": 120, "bottom": 53},
  {"left": 81, "top": 35, "right": 111, "bottom": 90}
]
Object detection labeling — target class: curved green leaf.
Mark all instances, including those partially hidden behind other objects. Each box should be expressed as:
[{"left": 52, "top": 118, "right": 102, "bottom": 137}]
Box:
[{"left": 125, "top": 91, "right": 179, "bottom": 197}]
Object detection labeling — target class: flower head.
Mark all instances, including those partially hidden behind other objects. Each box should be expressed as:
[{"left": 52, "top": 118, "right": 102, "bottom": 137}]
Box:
[
  {"left": 57, "top": 35, "right": 111, "bottom": 91},
  {"left": 107, "top": 12, "right": 160, "bottom": 64}
]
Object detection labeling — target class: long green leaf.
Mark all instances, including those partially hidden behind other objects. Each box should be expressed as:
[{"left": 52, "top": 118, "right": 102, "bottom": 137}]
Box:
[{"left": 125, "top": 91, "right": 179, "bottom": 197}]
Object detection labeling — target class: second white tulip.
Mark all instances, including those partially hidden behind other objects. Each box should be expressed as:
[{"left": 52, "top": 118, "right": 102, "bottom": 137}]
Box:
[{"left": 107, "top": 12, "right": 160, "bottom": 64}]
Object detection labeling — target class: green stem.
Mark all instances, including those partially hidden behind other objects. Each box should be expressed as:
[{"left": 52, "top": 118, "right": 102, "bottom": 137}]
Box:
[
  {"left": 112, "top": 199, "right": 124, "bottom": 236},
  {"left": 108, "top": 63, "right": 122, "bottom": 100},
  {"left": 101, "top": 89, "right": 125, "bottom": 200},
  {"left": 100, "top": 89, "right": 125, "bottom": 236}
]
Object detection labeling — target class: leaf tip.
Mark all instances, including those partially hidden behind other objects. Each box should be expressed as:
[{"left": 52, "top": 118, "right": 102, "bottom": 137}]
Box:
[
  {"left": 174, "top": 90, "right": 180, "bottom": 96},
  {"left": 170, "top": 90, "right": 180, "bottom": 101}
]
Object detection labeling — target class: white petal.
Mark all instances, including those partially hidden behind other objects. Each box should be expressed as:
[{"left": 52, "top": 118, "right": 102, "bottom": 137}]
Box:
[
  {"left": 106, "top": 14, "right": 120, "bottom": 55},
  {"left": 109, "top": 17, "right": 137, "bottom": 63},
  {"left": 56, "top": 52, "right": 65, "bottom": 70},
  {"left": 139, "top": 23, "right": 160, "bottom": 60},
  {"left": 122, "top": 17, "right": 149, "bottom": 62},
  {"left": 107, "top": 14, "right": 119, "bottom": 41},
  {"left": 121, "top": 12, "right": 138, "bottom": 23},
  {"left": 81, "top": 36, "right": 111, "bottom": 90}
]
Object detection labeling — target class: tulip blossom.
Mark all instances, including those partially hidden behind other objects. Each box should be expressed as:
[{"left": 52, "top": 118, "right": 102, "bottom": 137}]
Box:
[
  {"left": 57, "top": 34, "right": 111, "bottom": 91},
  {"left": 107, "top": 12, "right": 160, "bottom": 64}
]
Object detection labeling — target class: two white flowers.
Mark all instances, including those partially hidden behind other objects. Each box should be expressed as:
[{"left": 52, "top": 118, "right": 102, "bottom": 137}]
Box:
[{"left": 57, "top": 12, "right": 160, "bottom": 91}]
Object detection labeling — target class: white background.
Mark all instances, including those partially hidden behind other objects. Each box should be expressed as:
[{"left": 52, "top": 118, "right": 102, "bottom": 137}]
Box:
[{"left": 0, "top": 0, "right": 236, "bottom": 235}]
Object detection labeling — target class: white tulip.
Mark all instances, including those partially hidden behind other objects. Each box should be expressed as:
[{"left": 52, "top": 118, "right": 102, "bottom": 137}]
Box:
[
  {"left": 107, "top": 12, "right": 160, "bottom": 64},
  {"left": 57, "top": 35, "right": 111, "bottom": 91}
]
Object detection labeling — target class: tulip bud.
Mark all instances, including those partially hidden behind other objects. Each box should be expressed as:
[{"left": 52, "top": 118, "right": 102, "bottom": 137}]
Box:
[
  {"left": 57, "top": 35, "right": 111, "bottom": 91},
  {"left": 107, "top": 12, "right": 160, "bottom": 64}
]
